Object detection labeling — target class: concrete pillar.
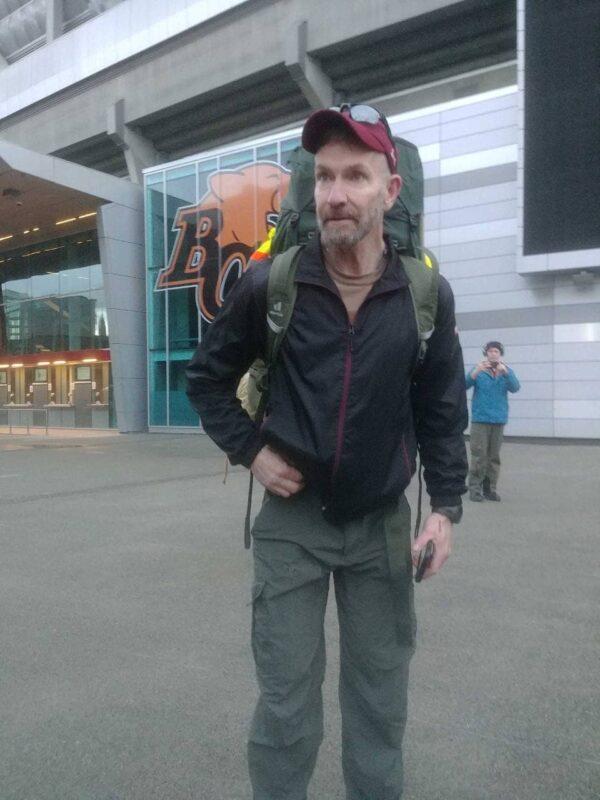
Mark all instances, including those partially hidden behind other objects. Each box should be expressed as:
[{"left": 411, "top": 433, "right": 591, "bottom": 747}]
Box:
[
  {"left": 97, "top": 201, "right": 148, "bottom": 433},
  {"left": 285, "top": 20, "right": 334, "bottom": 109},
  {"left": 46, "top": 0, "right": 64, "bottom": 43},
  {"left": 107, "top": 99, "right": 160, "bottom": 184}
]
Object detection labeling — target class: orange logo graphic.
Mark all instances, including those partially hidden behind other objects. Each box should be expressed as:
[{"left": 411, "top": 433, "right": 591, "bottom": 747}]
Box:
[{"left": 155, "top": 162, "right": 290, "bottom": 323}]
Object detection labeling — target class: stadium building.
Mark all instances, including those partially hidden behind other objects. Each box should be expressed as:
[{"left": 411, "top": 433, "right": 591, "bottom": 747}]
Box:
[{"left": 1, "top": 0, "right": 598, "bottom": 437}]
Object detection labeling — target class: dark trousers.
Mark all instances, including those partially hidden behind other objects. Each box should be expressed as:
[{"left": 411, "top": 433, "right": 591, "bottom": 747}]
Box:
[
  {"left": 248, "top": 489, "right": 416, "bottom": 800},
  {"left": 469, "top": 421, "right": 504, "bottom": 493}
]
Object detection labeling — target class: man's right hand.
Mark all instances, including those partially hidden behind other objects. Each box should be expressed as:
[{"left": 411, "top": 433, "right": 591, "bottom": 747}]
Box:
[{"left": 251, "top": 445, "right": 305, "bottom": 497}]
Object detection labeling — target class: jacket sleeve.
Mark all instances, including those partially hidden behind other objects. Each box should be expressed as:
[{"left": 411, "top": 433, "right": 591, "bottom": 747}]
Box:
[
  {"left": 465, "top": 368, "right": 476, "bottom": 389},
  {"left": 411, "top": 275, "right": 469, "bottom": 507},
  {"left": 505, "top": 368, "right": 520, "bottom": 393},
  {"left": 185, "top": 266, "right": 268, "bottom": 467}
]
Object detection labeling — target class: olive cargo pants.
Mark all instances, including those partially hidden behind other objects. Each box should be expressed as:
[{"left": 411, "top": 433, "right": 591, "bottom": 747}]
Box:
[
  {"left": 249, "top": 489, "right": 416, "bottom": 800},
  {"left": 468, "top": 421, "right": 504, "bottom": 493}
]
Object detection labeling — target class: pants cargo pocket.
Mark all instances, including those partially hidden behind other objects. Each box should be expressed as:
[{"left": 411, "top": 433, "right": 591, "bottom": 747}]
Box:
[{"left": 383, "top": 495, "right": 417, "bottom": 649}]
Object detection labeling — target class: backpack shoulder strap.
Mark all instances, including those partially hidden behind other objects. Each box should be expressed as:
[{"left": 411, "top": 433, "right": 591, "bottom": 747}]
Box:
[
  {"left": 400, "top": 248, "right": 439, "bottom": 364},
  {"left": 265, "top": 244, "right": 302, "bottom": 368},
  {"left": 243, "top": 245, "right": 302, "bottom": 550}
]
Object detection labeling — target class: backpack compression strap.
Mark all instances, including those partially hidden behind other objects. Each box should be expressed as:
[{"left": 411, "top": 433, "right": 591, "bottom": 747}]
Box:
[
  {"left": 400, "top": 249, "right": 439, "bottom": 365},
  {"left": 243, "top": 245, "right": 303, "bottom": 548}
]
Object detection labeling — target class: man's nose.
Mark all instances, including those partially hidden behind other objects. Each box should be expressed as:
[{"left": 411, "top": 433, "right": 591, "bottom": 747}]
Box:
[{"left": 327, "top": 179, "right": 347, "bottom": 206}]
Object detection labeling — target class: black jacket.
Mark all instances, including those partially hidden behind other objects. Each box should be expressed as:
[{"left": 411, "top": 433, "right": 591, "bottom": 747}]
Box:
[{"left": 186, "top": 238, "right": 468, "bottom": 523}]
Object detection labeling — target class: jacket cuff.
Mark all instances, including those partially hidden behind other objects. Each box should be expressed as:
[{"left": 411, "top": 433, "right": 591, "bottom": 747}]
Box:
[
  {"left": 229, "top": 435, "right": 263, "bottom": 469},
  {"left": 430, "top": 494, "right": 463, "bottom": 509}
]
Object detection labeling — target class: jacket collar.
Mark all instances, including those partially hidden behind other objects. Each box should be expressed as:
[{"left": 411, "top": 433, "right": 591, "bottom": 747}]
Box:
[{"left": 296, "top": 235, "right": 410, "bottom": 295}]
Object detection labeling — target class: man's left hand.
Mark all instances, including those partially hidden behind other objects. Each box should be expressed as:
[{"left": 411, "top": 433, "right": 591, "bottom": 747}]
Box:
[{"left": 411, "top": 513, "right": 453, "bottom": 581}]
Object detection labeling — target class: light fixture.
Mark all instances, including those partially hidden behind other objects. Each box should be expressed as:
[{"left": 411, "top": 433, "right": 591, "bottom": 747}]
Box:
[
  {"left": 0, "top": 364, "right": 9, "bottom": 369},
  {"left": 82, "top": 358, "right": 97, "bottom": 363},
  {"left": 53, "top": 360, "right": 66, "bottom": 365},
  {"left": 55, "top": 217, "right": 77, "bottom": 226},
  {"left": 23, "top": 229, "right": 30, "bottom": 234},
  {"left": 11, "top": 363, "right": 24, "bottom": 368},
  {"left": 0, "top": 234, "right": 14, "bottom": 242},
  {"left": 37, "top": 361, "right": 50, "bottom": 366},
  {"left": 78, "top": 212, "right": 97, "bottom": 220},
  {"left": 33, "top": 227, "right": 40, "bottom": 232}
]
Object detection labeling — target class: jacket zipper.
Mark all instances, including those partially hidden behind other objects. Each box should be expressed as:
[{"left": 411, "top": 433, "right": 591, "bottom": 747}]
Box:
[
  {"left": 332, "top": 324, "right": 355, "bottom": 481},
  {"left": 401, "top": 434, "right": 411, "bottom": 480}
]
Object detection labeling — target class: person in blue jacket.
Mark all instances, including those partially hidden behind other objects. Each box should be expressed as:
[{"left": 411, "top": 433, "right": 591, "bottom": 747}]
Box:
[{"left": 465, "top": 341, "right": 520, "bottom": 501}]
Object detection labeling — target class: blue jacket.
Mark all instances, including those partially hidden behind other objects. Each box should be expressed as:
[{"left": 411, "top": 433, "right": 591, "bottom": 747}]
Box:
[{"left": 465, "top": 366, "right": 520, "bottom": 424}]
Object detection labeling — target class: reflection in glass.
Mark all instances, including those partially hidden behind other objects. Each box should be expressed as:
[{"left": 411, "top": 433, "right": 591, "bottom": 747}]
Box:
[
  {"left": 0, "top": 230, "right": 105, "bottom": 358},
  {"left": 169, "top": 356, "right": 198, "bottom": 426}
]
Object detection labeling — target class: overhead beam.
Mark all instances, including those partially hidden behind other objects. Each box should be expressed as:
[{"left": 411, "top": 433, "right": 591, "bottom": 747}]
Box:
[
  {"left": 46, "top": 0, "right": 64, "bottom": 43},
  {"left": 285, "top": 20, "right": 333, "bottom": 109},
  {"left": 107, "top": 99, "right": 160, "bottom": 184}
]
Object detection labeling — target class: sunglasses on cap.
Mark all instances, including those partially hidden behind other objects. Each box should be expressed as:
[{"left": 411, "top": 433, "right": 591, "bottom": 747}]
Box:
[{"left": 335, "top": 103, "right": 394, "bottom": 140}]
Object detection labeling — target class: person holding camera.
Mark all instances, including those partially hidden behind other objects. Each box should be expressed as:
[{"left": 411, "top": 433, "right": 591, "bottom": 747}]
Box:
[{"left": 466, "top": 341, "right": 520, "bottom": 502}]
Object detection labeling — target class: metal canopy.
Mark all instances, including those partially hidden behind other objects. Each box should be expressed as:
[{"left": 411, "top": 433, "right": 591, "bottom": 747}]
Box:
[{"left": 0, "top": 137, "right": 142, "bottom": 252}]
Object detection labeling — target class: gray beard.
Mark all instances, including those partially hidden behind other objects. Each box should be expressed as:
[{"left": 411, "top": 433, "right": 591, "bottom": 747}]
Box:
[{"left": 317, "top": 198, "right": 385, "bottom": 251}]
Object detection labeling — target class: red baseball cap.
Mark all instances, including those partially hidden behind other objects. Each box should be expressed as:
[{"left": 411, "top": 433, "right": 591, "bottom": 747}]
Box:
[{"left": 302, "top": 105, "right": 398, "bottom": 173}]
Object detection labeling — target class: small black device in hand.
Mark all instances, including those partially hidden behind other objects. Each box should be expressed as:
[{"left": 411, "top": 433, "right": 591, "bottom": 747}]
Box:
[{"left": 415, "top": 540, "right": 435, "bottom": 583}]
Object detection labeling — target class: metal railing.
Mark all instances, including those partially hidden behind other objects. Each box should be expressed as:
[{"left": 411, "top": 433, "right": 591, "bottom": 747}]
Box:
[{"left": 0, "top": 406, "right": 49, "bottom": 434}]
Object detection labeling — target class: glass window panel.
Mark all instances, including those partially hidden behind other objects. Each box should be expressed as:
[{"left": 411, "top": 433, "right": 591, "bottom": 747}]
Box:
[
  {"left": 146, "top": 174, "right": 166, "bottom": 272},
  {"left": 147, "top": 275, "right": 166, "bottom": 351},
  {"left": 197, "top": 158, "right": 219, "bottom": 199},
  {"left": 69, "top": 235, "right": 97, "bottom": 267},
  {"left": 257, "top": 143, "right": 278, "bottom": 161},
  {"left": 59, "top": 265, "right": 91, "bottom": 295},
  {"left": 60, "top": 295, "right": 93, "bottom": 351},
  {"left": 0, "top": 254, "right": 32, "bottom": 302},
  {"left": 89, "top": 290, "right": 109, "bottom": 349},
  {"left": 168, "top": 288, "right": 199, "bottom": 353},
  {"left": 220, "top": 148, "right": 255, "bottom": 169},
  {"left": 3, "top": 300, "right": 29, "bottom": 354},
  {"left": 32, "top": 268, "right": 60, "bottom": 298},
  {"left": 281, "top": 136, "right": 301, "bottom": 168},
  {"left": 30, "top": 297, "right": 64, "bottom": 352},
  {"left": 149, "top": 355, "right": 167, "bottom": 426},
  {"left": 0, "top": 305, "right": 7, "bottom": 356},
  {"left": 165, "top": 165, "right": 196, "bottom": 261},
  {"left": 168, "top": 355, "right": 199, "bottom": 427},
  {"left": 146, "top": 171, "right": 164, "bottom": 186},
  {"left": 90, "top": 263, "right": 103, "bottom": 291}
]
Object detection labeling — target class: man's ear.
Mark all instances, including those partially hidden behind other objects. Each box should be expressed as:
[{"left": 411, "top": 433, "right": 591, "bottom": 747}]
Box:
[{"left": 384, "top": 174, "right": 403, "bottom": 210}]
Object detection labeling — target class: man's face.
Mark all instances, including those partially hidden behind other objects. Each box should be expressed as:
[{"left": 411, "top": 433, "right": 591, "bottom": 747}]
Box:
[
  {"left": 314, "top": 139, "right": 401, "bottom": 251},
  {"left": 486, "top": 347, "right": 502, "bottom": 365}
]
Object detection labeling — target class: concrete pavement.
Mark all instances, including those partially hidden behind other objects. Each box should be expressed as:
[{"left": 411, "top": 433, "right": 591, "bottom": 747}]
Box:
[{"left": 0, "top": 432, "right": 598, "bottom": 800}]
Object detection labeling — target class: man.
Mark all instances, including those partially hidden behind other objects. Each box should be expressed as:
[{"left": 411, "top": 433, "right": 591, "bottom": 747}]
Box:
[
  {"left": 186, "top": 105, "right": 468, "bottom": 800},
  {"left": 466, "top": 341, "right": 520, "bottom": 502}
]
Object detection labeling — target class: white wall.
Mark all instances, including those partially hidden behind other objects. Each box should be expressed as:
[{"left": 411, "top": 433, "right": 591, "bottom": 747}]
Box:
[{"left": 388, "top": 88, "right": 600, "bottom": 438}]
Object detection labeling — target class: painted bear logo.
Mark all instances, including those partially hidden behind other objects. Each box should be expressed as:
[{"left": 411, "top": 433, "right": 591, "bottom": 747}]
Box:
[{"left": 155, "top": 161, "right": 290, "bottom": 323}]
